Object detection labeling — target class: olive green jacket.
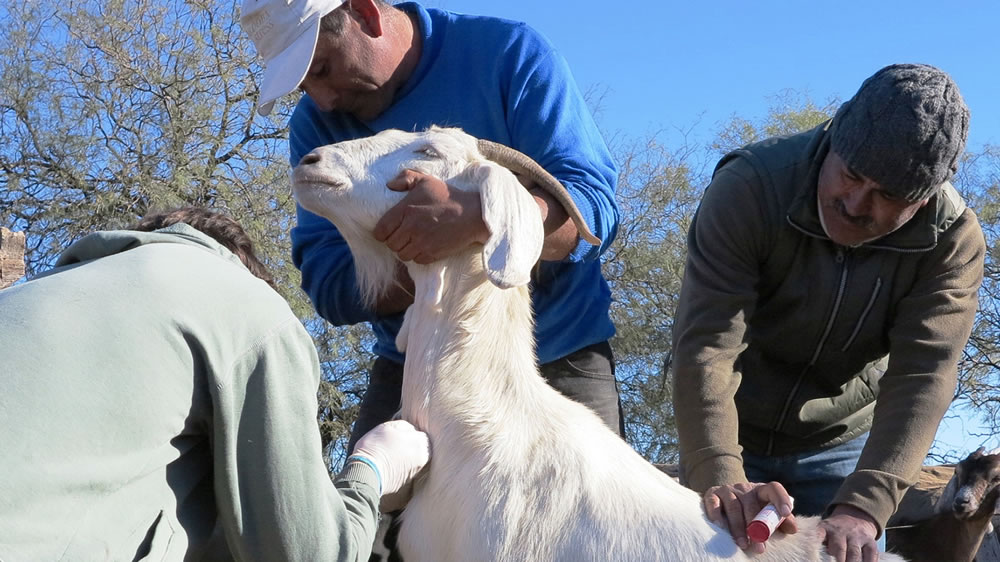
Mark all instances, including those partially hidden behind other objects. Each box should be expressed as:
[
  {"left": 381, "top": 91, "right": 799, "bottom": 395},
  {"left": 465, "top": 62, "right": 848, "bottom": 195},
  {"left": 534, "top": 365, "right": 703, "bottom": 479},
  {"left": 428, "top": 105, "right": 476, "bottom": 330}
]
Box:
[
  {"left": 672, "top": 122, "right": 985, "bottom": 532},
  {"left": 0, "top": 225, "right": 380, "bottom": 561}
]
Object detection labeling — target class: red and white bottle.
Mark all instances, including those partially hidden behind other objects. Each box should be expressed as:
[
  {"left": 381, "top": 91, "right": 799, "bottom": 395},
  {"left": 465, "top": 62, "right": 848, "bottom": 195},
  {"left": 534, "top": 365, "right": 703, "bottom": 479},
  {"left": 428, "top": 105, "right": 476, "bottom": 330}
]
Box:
[{"left": 746, "top": 503, "right": 786, "bottom": 543}]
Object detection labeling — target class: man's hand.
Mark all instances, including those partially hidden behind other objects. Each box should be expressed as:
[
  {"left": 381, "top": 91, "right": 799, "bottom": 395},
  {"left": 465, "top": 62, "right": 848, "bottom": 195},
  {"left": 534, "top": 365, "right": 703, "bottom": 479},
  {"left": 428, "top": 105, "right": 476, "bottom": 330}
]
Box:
[
  {"left": 373, "top": 170, "right": 489, "bottom": 264},
  {"left": 350, "top": 420, "right": 431, "bottom": 512},
  {"left": 818, "top": 505, "right": 879, "bottom": 562},
  {"left": 702, "top": 481, "right": 797, "bottom": 554}
]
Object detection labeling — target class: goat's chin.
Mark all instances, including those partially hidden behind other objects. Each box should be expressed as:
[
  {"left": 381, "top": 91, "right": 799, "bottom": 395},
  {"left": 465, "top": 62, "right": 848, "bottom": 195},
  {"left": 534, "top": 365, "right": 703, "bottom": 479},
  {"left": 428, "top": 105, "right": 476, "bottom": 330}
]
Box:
[
  {"left": 292, "top": 189, "right": 337, "bottom": 221},
  {"left": 348, "top": 238, "right": 401, "bottom": 307},
  {"left": 953, "top": 506, "right": 979, "bottom": 520}
]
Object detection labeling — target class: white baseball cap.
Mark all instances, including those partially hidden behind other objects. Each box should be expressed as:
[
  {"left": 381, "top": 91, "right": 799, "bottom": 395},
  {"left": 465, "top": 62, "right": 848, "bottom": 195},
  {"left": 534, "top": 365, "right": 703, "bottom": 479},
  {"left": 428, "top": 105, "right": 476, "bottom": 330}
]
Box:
[{"left": 240, "top": 0, "right": 346, "bottom": 116}]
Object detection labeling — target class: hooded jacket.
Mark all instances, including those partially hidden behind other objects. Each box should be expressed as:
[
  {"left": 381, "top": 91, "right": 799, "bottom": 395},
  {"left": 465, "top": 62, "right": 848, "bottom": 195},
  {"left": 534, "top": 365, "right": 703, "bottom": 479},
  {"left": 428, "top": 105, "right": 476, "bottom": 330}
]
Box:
[
  {"left": 0, "top": 225, "right": 379, "bottom": 561},
  {"left": 672, "top": 122, "right": 985, "bottom": 531}
]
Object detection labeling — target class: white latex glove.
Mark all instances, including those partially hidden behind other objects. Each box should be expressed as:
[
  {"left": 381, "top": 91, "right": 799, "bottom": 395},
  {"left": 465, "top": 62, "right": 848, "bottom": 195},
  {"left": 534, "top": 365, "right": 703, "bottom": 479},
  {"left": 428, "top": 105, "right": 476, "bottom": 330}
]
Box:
[{"left": 349, "top": 420, "right": 430, "bottom": 512}]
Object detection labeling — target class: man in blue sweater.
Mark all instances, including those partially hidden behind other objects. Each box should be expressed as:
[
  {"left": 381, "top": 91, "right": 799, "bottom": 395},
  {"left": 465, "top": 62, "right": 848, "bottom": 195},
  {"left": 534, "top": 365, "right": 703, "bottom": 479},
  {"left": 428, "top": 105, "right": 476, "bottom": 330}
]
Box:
[{"left": 241, "top": 0, "right": 623, "bottom": 449}]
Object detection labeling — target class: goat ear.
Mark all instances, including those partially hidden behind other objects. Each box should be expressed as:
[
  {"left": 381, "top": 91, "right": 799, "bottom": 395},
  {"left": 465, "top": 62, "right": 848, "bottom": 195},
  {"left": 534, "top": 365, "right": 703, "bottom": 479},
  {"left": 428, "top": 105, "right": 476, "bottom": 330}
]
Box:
[{"left": 467, "top": 161, "right": 543, "bottom": 288}]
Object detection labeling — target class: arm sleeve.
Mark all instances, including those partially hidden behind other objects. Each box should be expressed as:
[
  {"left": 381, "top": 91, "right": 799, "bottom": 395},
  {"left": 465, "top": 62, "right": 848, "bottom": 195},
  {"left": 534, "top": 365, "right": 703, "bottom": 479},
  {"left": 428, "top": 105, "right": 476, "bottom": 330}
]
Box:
[
  {"left": 831, "top": 210, "right": 985, "bottom": 534},
  {"left": 503, "top": 37, "right": 619, "bottom": 261},
  {"left": 671, "top": 161, "right": 771, "bottom": 492},
  {"left": 289, "top": 105, "right": 374, "bottom": 326},
  {"left": 211, "top": 317, "right": 381, "bottom": 562}
]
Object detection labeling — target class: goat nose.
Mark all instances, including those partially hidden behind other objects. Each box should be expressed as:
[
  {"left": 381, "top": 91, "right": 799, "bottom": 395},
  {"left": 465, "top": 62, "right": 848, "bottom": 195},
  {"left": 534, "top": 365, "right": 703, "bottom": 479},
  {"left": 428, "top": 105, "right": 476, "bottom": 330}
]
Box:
[{"left": 299, "top": 152, "right": 321, "bottom": 166}]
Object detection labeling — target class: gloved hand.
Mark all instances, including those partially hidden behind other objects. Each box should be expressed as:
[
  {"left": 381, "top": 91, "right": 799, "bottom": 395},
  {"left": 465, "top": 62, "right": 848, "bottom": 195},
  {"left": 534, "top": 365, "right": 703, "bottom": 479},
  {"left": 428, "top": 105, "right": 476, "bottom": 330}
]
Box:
[{"left": 349, "top": 419, "right": 430, "bottom": 512}]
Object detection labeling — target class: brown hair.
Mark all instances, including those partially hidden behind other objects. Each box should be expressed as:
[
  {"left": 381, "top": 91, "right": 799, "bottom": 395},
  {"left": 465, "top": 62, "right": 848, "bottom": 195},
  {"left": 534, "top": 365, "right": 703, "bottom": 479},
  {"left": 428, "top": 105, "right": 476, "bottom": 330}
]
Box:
[{"left": 131, "top": 207, "right": 277, "bottom": 290}]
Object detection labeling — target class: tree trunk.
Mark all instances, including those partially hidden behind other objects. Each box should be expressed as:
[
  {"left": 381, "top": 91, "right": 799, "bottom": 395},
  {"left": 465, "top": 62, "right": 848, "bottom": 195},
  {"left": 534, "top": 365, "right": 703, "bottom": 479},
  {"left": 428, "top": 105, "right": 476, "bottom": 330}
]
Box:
[{"left": 1, "top": 227, "right": 26, "bottom": 289}]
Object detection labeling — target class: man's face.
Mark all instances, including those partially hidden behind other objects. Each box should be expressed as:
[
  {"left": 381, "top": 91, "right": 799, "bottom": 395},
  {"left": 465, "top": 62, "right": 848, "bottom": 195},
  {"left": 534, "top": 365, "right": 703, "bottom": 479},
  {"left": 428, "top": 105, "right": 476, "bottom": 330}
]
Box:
[
  {"left": 298, "top": 24, "right": 397, "bottom": 121},
  {"left": 817, "top": 151, "right": 931, "bottom": 247}
]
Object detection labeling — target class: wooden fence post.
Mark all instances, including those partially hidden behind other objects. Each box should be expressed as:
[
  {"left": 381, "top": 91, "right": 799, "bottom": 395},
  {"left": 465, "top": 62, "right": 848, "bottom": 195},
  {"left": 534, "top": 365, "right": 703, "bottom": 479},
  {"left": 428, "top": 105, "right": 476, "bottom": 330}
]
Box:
[{"left": 1, "top": 227, "right": 26, "bottom": 289}]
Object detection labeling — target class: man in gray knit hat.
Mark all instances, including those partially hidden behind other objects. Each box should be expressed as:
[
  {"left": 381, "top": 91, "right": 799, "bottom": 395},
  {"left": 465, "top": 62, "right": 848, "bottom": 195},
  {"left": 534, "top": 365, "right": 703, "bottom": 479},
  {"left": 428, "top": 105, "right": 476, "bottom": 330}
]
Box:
[{"left": 672, "top": 63, "right": 984, "bottom": 562}]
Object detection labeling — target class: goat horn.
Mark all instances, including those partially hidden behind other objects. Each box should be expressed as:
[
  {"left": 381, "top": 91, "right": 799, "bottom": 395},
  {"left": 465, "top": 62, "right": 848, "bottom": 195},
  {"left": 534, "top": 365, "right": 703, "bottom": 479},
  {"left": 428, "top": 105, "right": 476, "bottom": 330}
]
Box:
[{"left": 476, "top": 139, "right": 602, "bottom": 246}]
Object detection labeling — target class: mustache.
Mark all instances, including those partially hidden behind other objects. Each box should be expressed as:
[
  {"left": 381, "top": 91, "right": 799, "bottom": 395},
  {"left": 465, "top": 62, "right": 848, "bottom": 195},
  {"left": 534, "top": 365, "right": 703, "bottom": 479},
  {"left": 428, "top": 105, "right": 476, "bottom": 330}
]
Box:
[{"left": 834, "top": 199, "right": 875, "bottom": 229}]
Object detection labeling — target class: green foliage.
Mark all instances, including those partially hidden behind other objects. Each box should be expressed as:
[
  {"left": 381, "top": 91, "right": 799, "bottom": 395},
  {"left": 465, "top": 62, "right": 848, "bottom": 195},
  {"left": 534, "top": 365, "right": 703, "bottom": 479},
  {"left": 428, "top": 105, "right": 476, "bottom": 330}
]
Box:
[
  {"left": 603, "top": 137, "right": 705, "bottom": 462},
  {"left": 711, "top": 90, "right": 840, "bottom": 155},
  {"left": 1, "top": 0, "right": 287, "bottom": 271},
  {"left": 948, "top": 145, "right": 1000, "bottom": 453},
  {"left": 0, "top": 0, "right": 366, "bottom": 465}
]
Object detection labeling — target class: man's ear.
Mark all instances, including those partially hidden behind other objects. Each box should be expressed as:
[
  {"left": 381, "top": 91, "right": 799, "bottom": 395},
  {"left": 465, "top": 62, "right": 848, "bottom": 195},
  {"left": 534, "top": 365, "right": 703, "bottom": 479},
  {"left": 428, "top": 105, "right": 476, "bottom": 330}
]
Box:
[
  {"left": 461, "top": 161, "right": 543, "bottom": 289},
  {"left": 348, "top": 0, "right": 384, "bottom": 37}
]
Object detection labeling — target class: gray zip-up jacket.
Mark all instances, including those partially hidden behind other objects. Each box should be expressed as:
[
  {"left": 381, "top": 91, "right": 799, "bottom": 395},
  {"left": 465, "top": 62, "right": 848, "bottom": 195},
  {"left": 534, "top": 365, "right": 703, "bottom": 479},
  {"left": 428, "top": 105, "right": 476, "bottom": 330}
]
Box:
[
  {"left": 0, "top": 225, "right": 380, "bottom": 561},
  {"left": 672, "top": 122, "right": 985, "bottom": 531}
]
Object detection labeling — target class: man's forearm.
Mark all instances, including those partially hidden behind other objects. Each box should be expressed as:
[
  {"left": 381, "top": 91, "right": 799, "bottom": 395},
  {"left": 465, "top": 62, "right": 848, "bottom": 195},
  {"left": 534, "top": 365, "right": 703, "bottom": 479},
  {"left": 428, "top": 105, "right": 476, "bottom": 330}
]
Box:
[{"left": 529, "top": 187, "right": 579, "bottom": 261}]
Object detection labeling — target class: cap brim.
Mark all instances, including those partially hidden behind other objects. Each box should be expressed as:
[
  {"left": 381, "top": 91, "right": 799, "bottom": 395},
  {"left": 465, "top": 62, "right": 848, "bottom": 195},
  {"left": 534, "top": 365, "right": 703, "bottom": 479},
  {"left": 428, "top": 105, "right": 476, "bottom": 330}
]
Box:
[{"left": 256, "top": 18, "right": 321, "bottom": 117}]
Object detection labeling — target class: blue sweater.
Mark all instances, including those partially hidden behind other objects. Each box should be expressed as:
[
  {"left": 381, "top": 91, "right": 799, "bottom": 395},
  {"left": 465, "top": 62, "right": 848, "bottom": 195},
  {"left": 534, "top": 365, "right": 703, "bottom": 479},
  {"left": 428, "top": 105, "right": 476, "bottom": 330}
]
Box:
[{"left": 289, "top": 2, "right": 619, "bottom": 364}]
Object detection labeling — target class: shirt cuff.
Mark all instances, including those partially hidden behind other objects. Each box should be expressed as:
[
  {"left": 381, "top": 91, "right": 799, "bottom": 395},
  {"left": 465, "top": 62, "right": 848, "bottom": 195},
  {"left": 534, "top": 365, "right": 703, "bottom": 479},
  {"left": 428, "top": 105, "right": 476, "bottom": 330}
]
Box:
[{"left": 338, "top": 458, "right": 382, "bottom": 495}]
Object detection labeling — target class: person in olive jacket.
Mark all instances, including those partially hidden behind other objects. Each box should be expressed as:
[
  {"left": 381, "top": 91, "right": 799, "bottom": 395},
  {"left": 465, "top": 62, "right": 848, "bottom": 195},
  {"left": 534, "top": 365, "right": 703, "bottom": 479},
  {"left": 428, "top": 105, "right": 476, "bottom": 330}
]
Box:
[{"left": 672, "top": 64, "right": 984, "bottom": 562}]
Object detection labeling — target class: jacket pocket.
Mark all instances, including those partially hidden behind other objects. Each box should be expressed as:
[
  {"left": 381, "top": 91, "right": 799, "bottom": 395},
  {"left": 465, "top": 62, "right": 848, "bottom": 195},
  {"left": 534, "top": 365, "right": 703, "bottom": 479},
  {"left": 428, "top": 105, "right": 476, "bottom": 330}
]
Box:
[{"left": 841, "top": 278, "right": 882, "bottom": 352}]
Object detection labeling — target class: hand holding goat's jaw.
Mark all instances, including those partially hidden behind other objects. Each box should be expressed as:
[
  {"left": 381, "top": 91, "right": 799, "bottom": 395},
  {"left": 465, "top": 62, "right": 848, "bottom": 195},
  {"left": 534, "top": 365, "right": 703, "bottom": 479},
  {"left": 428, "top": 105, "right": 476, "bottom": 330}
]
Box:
[
  {"left": 703, "top": 481, "right": 798, "bottom": 554},
  {"left": 373, "top": 170, "right": 490, "bottom": 264}
]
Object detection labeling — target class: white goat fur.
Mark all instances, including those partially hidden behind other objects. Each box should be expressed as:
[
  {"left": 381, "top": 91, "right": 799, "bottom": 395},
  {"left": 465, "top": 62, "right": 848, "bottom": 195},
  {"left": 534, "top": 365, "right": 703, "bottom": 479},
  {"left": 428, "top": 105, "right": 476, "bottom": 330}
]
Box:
[{"left": 291, "top": 127, "right": 905, "bottom": 562}]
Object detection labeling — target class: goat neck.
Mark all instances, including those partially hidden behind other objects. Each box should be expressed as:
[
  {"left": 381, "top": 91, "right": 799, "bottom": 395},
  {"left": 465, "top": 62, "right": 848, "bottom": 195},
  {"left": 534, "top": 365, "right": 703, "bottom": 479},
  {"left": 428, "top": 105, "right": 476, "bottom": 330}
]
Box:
[{"left": 398, "top": 253, "right": 538, "bottom": 440}]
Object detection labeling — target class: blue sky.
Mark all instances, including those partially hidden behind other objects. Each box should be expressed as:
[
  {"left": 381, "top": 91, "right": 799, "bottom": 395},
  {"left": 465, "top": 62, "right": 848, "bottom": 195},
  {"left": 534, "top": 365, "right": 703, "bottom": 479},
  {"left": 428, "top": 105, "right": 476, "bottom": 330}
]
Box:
[
  {"left": 424, "top": 0, "right": 999, "bottom": 459},
  {"left": 425, "top": 0, "right": 999, "bottom": 153}
]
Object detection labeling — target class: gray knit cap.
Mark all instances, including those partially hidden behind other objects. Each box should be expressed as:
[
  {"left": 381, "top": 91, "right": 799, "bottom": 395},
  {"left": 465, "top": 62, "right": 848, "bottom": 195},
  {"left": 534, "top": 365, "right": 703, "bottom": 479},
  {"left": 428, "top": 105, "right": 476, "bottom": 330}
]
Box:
[{"left": 830, "top": 63, "right": 970, "bottom": 202}]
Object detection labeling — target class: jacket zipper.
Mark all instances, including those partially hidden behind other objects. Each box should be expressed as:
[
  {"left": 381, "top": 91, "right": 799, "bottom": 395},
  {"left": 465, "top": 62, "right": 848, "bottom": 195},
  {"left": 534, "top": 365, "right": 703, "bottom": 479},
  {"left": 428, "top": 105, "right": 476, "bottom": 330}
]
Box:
[
  {"left": 765, "top": 247, "right": 849, "bottom": 455},
  {"left": 841, "top": 278, "right": 882, "bottom": 352}
]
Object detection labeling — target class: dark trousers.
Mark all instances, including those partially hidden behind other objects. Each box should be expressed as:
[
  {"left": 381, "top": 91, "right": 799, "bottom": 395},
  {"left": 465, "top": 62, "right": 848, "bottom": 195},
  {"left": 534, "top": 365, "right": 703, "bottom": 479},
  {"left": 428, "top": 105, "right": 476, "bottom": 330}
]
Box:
[{"left": 347, "top": 340, "right": 625, "bottom": 452}]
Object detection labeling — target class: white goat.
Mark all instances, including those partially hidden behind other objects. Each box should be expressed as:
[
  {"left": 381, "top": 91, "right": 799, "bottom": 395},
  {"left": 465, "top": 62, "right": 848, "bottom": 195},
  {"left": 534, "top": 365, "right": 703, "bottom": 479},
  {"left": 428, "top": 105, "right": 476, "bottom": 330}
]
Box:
[{"left": 291, "top": 127, "right": 906, "bottom": 562}]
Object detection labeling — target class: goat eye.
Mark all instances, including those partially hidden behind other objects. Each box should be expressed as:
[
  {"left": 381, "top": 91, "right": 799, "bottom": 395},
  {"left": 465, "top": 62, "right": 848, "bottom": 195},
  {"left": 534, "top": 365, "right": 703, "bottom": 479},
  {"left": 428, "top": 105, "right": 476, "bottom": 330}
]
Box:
[{"left": 415, "top": 146, "right": 440, "bottom": 158}]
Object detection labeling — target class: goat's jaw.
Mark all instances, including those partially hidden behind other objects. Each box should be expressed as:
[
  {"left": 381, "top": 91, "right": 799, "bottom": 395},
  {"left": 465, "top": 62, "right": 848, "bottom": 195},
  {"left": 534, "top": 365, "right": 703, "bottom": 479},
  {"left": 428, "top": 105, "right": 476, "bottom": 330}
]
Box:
[{"left": 290, "top": 175, "right": 347, "bottom": 219}]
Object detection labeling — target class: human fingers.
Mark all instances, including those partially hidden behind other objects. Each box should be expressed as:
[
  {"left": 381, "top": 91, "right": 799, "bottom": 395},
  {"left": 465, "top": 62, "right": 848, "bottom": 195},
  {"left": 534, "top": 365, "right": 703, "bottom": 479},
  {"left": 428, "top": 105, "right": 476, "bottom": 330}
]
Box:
[
  {"left": 702, "top": 487, "right": 725, "bottom": 527},
  {"left": 412, "top": 251, "right": 436, "bottom": 265},
  {"left": 380, "top": 419, "right": 431, "bottom": 466},
  {"left": 715, "top": 487, "right": 751, "bottom": 550},
  {"left": 846, "top": 541, "right": 863, "bottom": 562},
  {"left": 394, "top": 240, "right": 420, "bottom": 263},
  {"left": 703, "top": 487, "right": 750, "bottom": 549},
  {"left": 352, "top": 420, "right": 431, "bottom": 497},
  {"left": 861, "top": 540, "right": 878, "bottom": 562},
  {"left": 821, "top": 524, "right": 848, "bottom": 562},
  {"left": 776, "top": 513, "right": 798, "bottom": 534},
  {"left": 373, "top": 201, "right": 406, "bottom": 243},
  {"left": 754, "top": 481, "right": 795, "bottom": 521},
  {"left": 386, "top": 169, "right": 425, "bottom": 192}
]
